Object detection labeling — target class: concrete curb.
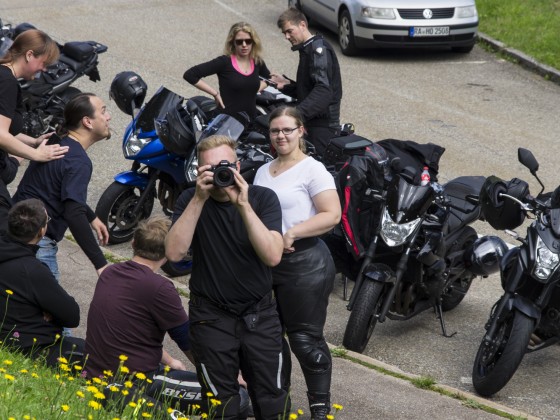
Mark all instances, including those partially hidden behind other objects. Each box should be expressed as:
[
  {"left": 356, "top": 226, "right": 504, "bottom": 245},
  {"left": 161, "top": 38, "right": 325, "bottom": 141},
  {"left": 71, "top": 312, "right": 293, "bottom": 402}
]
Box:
[{"left": 477, "top": 32, "right": 560, "bottom": 86}]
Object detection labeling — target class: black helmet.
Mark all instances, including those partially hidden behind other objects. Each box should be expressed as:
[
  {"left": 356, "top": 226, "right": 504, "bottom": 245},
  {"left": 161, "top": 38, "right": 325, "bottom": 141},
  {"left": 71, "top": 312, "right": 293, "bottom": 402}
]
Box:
[
  {"left": 110, "top": 71, "right": 147, "bottom": 116},
  {"left": 13, "top": 22, "right": 36, "bottom": 38},
  {"left": 479, "top": 175, "right": 529, "bottom": 230},
  {"left": 155, "top": 102, "right": 196, "bottom": 157},
  {"left": 465, "top": 235, "right": 508, "bottom": 276}
]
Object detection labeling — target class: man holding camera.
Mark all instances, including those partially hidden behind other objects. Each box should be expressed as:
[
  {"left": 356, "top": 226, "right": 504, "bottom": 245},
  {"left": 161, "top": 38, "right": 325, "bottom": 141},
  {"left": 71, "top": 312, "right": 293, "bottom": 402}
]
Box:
[{"left": 166, "top": 135, "right": 288, "bottom": 420}]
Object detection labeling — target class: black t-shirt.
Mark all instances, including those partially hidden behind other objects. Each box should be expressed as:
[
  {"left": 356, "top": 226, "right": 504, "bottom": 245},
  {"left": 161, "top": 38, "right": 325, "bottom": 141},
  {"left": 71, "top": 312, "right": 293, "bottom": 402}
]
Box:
[
  {"left": 0, "top": 65, "right": 24, "bottom": 136},
  {"left": 184, "top": 55, "right": 271, "bottom": 120},
  {"left": 13, "top": 136, "right": 92, "bottom": 241},
  {"left": 172, "top": 185, "right": 282, "bottom": 315}
]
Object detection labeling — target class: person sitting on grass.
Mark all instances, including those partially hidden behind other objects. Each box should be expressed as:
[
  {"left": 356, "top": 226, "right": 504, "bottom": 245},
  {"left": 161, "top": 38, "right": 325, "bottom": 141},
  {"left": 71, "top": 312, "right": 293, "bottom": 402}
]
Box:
[{"left": 0, "top": 198, "right": 83, "bottom": 367}]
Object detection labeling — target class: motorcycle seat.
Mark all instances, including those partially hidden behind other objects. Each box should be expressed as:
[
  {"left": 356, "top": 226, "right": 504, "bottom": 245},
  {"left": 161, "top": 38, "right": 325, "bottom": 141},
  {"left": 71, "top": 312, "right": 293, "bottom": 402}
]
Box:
[
  {"left": 42, "top": 61, "right": 74, "bottom": 85},
  {"left": 58, "top": 54, "right": 87, "bottom": 73},
  {"left": 444, "top": 176, "right": 485, "bottom": 231}
]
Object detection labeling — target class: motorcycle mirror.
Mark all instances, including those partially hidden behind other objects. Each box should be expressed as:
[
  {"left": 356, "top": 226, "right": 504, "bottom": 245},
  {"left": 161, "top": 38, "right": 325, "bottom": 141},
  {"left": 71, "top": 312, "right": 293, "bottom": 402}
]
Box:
[
  {"left": 390, "top": 157, "right": 402, "bottom": 172},
  {"left": 518, "top": 148, "right": 539, "bottom": 173}
]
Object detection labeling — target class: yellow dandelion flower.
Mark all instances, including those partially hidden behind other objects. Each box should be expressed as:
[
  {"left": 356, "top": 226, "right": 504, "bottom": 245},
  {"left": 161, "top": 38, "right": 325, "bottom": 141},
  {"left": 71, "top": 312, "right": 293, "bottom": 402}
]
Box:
[
  {"left": 0, "top": 367, "right": 5, "bottom": 373},
  {"left": 128, "top": 402, "right": 137, "bottom": 408},
  {"left": 297, "top": 409, "right": 304, "bottom": 415},
  {"left": 67, "top": 377, "right": 75, "bottom": 382},
  {"left": 54, "top": 374, "right": 60, "bottom": 380},
  {"left": 289, "top": 414, "right": 298, "bottom": 420},
  {"left": 74, "top": 365, "right": 83, "bottom": 371},
  {"left": 23, "top": 416, "right": 30, "bottom": 420},
  {"left": 201, "top": 414, "right": 208, "bottom": 419},
  {"left": 88, "top": 400, "right": 102, "bottom": 410},
  {"left": 193, "top": 404, "right": 200, "bottom": 410},
  {"left": 124, "top": 380, "right": 133, "bottom": 388},
  {"left": 31, "top": 372, "right": 38, "bottom": 378},
  {"left": 61, "top": 404, "right": 70, "bottom": 412},
  {"left": 332, "top": 403, "right": 343, "bottom": 411},
  {"left": 120, "top": 366, "right": 129, "bottom": 374},
  {"left": 167, "top": 408, "right": 173, "bottom": 414},
  {"left": 9, "top": 417, "right": 15, "bottom": 420},
  {"left": 55, "top": 334, "right": 61, "bottom": 340},
  {"left": 119, "top": 355, "right": 128, "bottom": 361},
  {"left": 178, "top": 417, "right": 189, "bottom": 420},
  {"left": 206, "top": 392, "right": 213, "bottom": 397},
  {"left": 135, "top": 372, "right": 147, "bottom": 380},
  {"left": 141, "top": 413, "right": 152, "bottom": 418},
  {"left": 121, "top": 390, "right": 129, "bottom": 396},
  {"left": 5, "top": 289, "right": 13, "bottom": 295},
  {"left": 58, "top": 357, "right": 68, "bottom": 364},
  {"left": 210, "top": 398, "right": 221, "bottom": 406},
  {"left": 20, "top": 369, "right": 28, "bottom": 374},
  {"left": 3, "top": 359, "right": 12, "bottom": 365},
  {"left": 92, "top": 377, "right": 102, "bottom": 384},
  {"left": 109, "top": 385, "right": 119, "bottom": 392},
  {"left": 76, "top": 390, "right": 85, "bottom": 398},
  {"left": 147, "top": 378, "right": 152, "bottom": 384},
  {"left": 103, "top": 369, "right": 113, "bottom": 377},
  {"left": 112, "top": 418, "right": 120, "bottom": 420},
  {"left": 94, "top": 392, "right": 106, "bottom": 399},
  {"left": 164, "top": 365, "right": 170, "bottom": 373},
  {"left": 4, "top": 374, "right": 15, "bottom": 381},
  {"left": 87, "top": 385, "right": 99, "bottom": 393},
  {"left": 88, "top": 415, "right": 93, "bottom": 420},
  {"left": 326, "top": 415, "right": 334, "bottom": 420},
  {"left": 60, "top": 364, "right": 70, "bottom": 372}
]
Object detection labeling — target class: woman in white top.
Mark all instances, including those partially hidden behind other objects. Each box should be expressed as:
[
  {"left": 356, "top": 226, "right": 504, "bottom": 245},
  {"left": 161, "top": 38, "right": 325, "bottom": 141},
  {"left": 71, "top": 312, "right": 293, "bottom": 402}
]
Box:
[{"left": 253, "top": 106, "right": 341, "bottom": 419}]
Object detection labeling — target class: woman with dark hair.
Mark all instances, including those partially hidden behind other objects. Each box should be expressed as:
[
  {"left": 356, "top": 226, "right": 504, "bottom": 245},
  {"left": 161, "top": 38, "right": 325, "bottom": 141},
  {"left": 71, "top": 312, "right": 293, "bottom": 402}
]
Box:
[
  {"left": 184, "top": 21, "right": 271, "bottom": 121},
  {"left": 0, "top": 29, "right": 69, "bottom": 231},
  {"left": 253, "top": 106, "right": 341, "bottom": 419}
]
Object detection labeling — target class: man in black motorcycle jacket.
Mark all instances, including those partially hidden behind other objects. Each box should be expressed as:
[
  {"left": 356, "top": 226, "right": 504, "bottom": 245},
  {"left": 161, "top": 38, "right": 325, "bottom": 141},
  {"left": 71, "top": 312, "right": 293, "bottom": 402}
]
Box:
[{"left": 271, "top": 7, "right": 343, "bottom": 157}]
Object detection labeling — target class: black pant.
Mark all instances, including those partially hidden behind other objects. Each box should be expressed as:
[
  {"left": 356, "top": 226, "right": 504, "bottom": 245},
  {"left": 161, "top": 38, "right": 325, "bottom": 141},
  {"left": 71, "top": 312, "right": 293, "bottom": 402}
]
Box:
[
  {"left": 0, "top": 154, "right": 19, "bottom": 233},
  {"left": 273, "top": 239, "right": 335, "bottom": 395},
  {"left": 189, "top": 293, "right": 289, "bottom": 420},
  {"left": 306, "top": 126, "right": 339, "bottom": 157},
  {"left": 20, "top": 336, "right": 86, "bottom": 368}
]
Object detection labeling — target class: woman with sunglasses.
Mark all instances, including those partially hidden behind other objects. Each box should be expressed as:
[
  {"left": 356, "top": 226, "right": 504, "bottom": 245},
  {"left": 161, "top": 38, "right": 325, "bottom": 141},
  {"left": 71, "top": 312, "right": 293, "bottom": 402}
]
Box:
[
  {"left": 183, "top": 21, "right": 270, "bottom": 122},
  {"left": 253, "top": 106, "right": 341, "bottom": 419},
  {"left": 0, "top": 29, "right": 69, "bottom": 232}
]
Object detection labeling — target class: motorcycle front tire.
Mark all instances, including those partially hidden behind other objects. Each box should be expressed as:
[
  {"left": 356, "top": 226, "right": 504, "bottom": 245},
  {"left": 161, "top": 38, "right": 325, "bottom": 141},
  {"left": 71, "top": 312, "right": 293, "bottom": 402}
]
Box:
[
  {"left": 472, "top": 309, "right": 535, "bottom": 397},
  {"left": 95, "top": 182, "right": 154, "bottom": 244},
  {"left": 342, "top": 280, "right": 385, "bottom": 353}
]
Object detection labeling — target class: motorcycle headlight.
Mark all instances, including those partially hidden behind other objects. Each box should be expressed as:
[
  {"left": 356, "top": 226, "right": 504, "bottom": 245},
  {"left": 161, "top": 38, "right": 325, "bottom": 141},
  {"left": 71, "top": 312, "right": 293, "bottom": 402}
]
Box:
[
  {"left": 380, "top": 208, "right": 422, "bottom": 247},
  {"left": 184, "top": 153, "right": 198, "bottom": 183},
  {"left": 124, "top": 133, "right": 152, "bottom": 158},
  {"left": 362, "top": 7, "right": 395, "bottom": 19},
  {"left": 533, "top": 235, "right": 560, "bottom": 281}
]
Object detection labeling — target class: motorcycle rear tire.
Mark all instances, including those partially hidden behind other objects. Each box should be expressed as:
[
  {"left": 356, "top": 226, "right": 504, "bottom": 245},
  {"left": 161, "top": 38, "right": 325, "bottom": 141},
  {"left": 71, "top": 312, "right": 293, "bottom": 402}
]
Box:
[
  {"left": 342, "top": 280, "right": 385, "bottom": 353},
  {"left": 95, "top": 182, "right": 154, "bottom": 244},
  {"left": 441, "top": 227, "right": 478, "bottom": 312},
  {"left": 161, "top": 259, "right": 192, "bottom": 277},
  {"left": 472, "top": 309, "right": 535, "bottom": 397}
]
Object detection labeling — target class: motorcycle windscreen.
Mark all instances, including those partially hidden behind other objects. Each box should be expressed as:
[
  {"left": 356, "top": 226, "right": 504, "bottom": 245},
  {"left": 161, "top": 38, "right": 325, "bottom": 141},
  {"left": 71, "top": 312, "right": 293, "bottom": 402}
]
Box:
[
  {"left": 137, "top": 86, "right": 183, "bottom": 132},
  {"left": 387, "top": 176, "right": 435, "bottom": 223},
  {"left": 199, "top": 114, "right": 244, "bottom": 143}
]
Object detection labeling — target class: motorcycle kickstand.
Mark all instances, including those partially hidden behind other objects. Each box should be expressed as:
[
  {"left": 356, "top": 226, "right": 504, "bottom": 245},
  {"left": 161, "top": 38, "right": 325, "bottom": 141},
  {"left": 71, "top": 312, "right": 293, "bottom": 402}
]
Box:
[
  {"left": 343, "top": 276, "right": 349, "bottom": 301},
  {"left": 434, "top": 303, "right": 457, "bottom": 338}
]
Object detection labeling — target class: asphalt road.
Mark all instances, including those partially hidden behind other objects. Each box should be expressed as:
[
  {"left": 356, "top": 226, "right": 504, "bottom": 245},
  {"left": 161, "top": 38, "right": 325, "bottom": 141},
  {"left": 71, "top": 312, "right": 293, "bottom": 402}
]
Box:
[{"left": 4, "top": 1, "right": 560, "bottom": 418}]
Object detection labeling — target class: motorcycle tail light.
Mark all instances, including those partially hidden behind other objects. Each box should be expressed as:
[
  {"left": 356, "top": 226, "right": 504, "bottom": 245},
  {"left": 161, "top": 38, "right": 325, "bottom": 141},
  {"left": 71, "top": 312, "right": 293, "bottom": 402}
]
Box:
[
  {"left": 533, "top": 235, "right": 560, "bottom": 281},
  {"left": 124, "top": 133, "right": 152, "bottom": 158}
]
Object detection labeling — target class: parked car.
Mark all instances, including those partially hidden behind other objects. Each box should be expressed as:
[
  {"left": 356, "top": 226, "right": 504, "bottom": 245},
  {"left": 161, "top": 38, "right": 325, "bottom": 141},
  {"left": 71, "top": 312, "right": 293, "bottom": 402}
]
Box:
[{"left": 288, "top": 0, "right": 478, "bottom": 55}]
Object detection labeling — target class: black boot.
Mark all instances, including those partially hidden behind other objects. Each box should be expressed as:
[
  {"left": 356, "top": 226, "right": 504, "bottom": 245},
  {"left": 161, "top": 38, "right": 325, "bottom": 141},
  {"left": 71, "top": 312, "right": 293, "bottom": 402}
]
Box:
[{"left": 307, "top": 392, "right": 330, "bottom": 420}]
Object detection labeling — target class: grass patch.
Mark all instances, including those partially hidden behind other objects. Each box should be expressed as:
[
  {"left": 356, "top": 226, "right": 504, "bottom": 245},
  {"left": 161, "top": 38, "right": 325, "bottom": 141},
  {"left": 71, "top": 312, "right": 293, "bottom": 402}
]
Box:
[
  {"left": 477, "top": 0, "right": 560, "bottom": 70},
  {"left": 411, "top": 375, "right": 436, "bottom": 389}
]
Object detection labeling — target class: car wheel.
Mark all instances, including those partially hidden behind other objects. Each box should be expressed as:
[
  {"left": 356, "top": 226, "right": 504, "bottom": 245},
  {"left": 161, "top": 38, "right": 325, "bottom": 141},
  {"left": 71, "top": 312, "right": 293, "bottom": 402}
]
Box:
[{"left": 338, "top": 9, "right": 358, "bottom": 56}]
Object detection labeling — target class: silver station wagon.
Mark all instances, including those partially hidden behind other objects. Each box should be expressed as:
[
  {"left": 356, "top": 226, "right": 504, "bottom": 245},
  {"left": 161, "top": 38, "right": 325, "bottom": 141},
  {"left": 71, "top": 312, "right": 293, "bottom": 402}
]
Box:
[{"left": 288, "top": 0, "right": 479, "bottom": 55}]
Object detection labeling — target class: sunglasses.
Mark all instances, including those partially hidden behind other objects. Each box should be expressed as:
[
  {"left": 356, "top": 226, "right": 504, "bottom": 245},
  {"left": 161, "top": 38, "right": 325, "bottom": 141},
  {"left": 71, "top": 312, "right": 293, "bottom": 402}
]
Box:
[{"left": 235, "top": 38, "right": 253, "bottom": 46}]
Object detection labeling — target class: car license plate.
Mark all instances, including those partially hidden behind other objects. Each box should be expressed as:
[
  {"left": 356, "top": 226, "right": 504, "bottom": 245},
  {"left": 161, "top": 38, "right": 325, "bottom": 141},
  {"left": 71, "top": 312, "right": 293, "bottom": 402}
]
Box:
[{"left": 410, "top": 26, "right": 450, "bottom": 37}]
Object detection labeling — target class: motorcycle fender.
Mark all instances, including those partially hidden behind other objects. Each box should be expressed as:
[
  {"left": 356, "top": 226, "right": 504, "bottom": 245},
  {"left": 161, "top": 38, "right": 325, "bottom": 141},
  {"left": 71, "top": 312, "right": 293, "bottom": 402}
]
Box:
[
  {"left": 114, "top": 171, "right": 150, "bottom": 188},
  {"left": 363, "top": 263, "right": 395, "bottom": 285},
  {"left": 507, "top": 295, "right": 541, "bottom": 321}
]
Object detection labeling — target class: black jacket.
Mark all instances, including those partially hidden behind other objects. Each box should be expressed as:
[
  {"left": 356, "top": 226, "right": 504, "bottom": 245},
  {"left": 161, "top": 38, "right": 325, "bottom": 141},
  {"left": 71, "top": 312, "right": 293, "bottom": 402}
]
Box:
[
  {"left": 0, "top": 233, "right": 80, "bottom": 348},
  {"left": 282, "top": 35, "right": 342, "bottom": 128}
]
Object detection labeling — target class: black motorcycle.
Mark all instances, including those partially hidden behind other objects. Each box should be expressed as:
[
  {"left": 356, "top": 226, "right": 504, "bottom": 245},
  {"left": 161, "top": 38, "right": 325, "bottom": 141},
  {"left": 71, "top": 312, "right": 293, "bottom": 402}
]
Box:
[
  {"left": 330, "top": 139, "right": 497, "bottom": 354},
  {"left": 1, "top": 20, "right": 107, "bottom": 137},
  {"left": 472, "top": 148, "right": 560, "bottom": 397}
]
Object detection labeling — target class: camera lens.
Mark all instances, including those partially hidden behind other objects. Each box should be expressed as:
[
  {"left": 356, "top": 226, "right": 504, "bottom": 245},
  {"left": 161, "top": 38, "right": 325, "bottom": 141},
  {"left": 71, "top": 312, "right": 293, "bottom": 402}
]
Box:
[{"left": 213, "top": 166, "right": 234, "bottom": 188}]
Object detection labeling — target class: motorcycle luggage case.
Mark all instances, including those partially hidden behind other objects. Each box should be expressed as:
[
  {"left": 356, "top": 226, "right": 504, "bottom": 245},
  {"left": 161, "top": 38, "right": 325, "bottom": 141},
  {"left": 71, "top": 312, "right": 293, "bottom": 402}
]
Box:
[
  {"left": 324, "top": 134, "right": 373, "bottom": 166},
  {"left": 62, "top": 41, "right": 94, "bottom": 62}
]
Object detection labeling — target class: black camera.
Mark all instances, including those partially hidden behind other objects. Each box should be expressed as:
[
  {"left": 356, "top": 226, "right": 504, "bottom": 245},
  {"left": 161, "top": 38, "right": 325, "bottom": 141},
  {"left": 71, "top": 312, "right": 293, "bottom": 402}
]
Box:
[{"left": 211, "top": 160, "right": 236, "bottom": 188}]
